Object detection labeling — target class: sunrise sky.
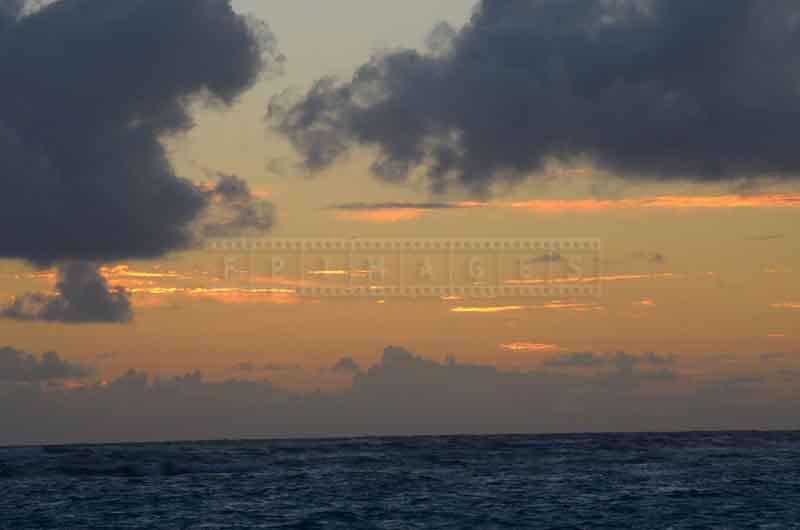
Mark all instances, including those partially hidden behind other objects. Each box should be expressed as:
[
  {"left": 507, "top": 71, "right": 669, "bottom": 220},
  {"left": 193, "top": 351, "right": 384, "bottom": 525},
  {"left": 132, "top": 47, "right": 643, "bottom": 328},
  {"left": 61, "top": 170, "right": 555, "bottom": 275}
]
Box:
[{"left": 1, "top": 0, "right": 799, "bottom": 444}]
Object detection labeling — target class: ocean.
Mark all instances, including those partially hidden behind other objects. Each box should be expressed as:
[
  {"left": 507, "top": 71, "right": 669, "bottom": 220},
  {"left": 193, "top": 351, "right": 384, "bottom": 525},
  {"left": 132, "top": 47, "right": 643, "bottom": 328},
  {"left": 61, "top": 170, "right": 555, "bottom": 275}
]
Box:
[{"left": 1, "top": 432, "right": 799, "bottom": 529}]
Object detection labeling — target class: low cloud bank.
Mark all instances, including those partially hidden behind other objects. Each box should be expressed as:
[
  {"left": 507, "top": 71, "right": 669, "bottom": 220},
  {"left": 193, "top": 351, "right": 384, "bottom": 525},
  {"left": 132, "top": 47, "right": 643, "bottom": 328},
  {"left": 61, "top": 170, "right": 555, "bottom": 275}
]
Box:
[
  {"left": 0, "top": 346, "right": 93, "bottom": 382},
  {"left": 0, "top": 346, "right": 797, "bottom": 445}
]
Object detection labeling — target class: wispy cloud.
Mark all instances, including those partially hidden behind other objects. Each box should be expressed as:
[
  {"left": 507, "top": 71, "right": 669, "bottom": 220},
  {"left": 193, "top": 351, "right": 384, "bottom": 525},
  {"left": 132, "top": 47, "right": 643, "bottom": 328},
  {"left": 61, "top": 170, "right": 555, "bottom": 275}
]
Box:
[
  {"left": 452, "top": 302, "right": 602, "bottom": 314},
  {"left": 505, "top": 273, "right": 681, "bottom": 286},
  {"left": 326, "top": 195, "right": 800, "bottom": 223},
  {"left": 500, "top": 343, "right": 562, "bottom": 353},
  {"left": 128, "top": 287, "right": 302, "bottom": 306},
  {"left": 505, "top": 194, "right": 800, "bottom": 213},
  {"left": 771, "top": 302, "right": 800, "bottom": 310},
  {"left": 752, "top": 234, "right": 785, "bottom": 242},
  {"left": 328, "top": 201, "right": 485, "bottom": 223},
  {"left": 633, "top": 298, "right": 657, "bottom": 307}
]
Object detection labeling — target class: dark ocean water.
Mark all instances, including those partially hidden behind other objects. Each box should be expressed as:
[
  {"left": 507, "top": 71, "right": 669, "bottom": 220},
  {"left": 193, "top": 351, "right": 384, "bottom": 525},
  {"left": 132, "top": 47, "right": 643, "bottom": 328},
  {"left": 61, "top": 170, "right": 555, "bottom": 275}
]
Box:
[{"left": 1, "top": 432, "right": 799, "bottom": 529}]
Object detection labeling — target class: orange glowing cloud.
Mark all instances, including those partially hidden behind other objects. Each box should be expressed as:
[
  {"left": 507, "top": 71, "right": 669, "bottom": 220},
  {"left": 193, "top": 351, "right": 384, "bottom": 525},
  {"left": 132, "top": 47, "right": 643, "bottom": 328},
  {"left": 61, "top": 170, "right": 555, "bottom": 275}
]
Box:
[
  {"left": 328, "top": 194, "right": 800, "bottom": 223},
  {"left": 101, "top": 265, "right": 191, "bottom": 280},
  {"left": 336, "top": 209, "right": 430, "bottom": 223},
  {"left": 500, "top": 343, "right": 562, "bottom": 353},
  {"left": 128, "top": 287, "right": 302, "bottom": 306},
  {"left": 307, "top": 269, "right": 373, "bottom": 279},
  {"left": 633, "top": 298, "right": 657, "bottom": 307},
  {"left": 771, "top": 302, "right": 800, "bottom": 310},
  {"left": 451, "top": 305, "right": 528, "bottom": 314},
  {"left": 451, "top": 302, "right": 602, "bottom": 314},
  {"left": 505, "top": 194, "right": 800, "bottom": 213},
  {"left": 331, "top": 201, "right": 487, "bottom": 223}
]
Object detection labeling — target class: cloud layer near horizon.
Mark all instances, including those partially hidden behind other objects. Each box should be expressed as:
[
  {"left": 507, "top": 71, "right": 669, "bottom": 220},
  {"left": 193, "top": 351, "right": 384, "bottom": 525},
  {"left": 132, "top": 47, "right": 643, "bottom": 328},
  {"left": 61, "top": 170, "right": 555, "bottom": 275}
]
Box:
[
  {"left": 1, "top": 346, "right": 797, "bottom": 445},
  {"left": 0, "top": 346, "right": 93, "bottom": 382},
  {"left": 272, "top": 0, "right": 800, "bottom": 193},
  {"left": 0, "top": 0, "right": 280, "bottom": 264}
]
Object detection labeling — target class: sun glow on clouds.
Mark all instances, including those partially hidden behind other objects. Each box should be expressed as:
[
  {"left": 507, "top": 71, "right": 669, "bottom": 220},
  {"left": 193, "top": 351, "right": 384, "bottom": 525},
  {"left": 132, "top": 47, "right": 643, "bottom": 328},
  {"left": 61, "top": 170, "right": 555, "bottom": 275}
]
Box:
[
  {"left": 333, "top": 202, "right": 487, "bottom": 223},
  {"left": 451, "top": 302, "right": 602, "bottom": 314},
  {"left": 634, "top": 298, "right": 657, "bottom": 307},
  {"left": 506, "top": 194, "right": 800, "bottom": 213},
  {"left": 85, "top": 266, "right": 311, "bottom": 307},
  {"left": 127, "top": 287, "right": 301, "bottom": 306},
  {"left": 336, "top": 209, "right": 431, "bottom": 223},
  {"left": 332, "top": 194, "right": 800, "bottom": 223},
  {"left": 771, "top": 302, "right": 800, "bottom": 310},
  {"left": 500, "top": 343, "right": 562, "bottom": 353}
]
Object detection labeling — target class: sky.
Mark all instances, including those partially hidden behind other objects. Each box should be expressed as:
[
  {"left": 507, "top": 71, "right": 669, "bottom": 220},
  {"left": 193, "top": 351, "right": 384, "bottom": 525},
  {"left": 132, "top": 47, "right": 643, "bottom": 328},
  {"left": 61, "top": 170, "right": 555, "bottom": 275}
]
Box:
[{"left": 1, "top": 0, "right": 799, "bottom": 445}]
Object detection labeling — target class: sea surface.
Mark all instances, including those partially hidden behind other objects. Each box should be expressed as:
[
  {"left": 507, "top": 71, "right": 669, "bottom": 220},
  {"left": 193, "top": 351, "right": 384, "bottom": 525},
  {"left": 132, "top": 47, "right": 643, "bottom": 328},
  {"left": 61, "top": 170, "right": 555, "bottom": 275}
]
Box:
[{"left": 1, "top": 432, "right": 799, "bottom": 529}]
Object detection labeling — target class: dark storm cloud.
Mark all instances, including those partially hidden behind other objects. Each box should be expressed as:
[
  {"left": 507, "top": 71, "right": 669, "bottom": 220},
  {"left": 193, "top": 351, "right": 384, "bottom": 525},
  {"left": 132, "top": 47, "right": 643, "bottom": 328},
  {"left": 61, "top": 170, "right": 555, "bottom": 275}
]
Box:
[
  {"left": 0, "top": 346, "right": 93, "bottom": 382},
  {"left": 2, "top": 262, "right": 132, "bottom": 323},
  {"left": 271, "top": 0, "right": 800, "bottom": 194},
  {"left": 0, "top": 0, "right": 281, "bottom": 264}
]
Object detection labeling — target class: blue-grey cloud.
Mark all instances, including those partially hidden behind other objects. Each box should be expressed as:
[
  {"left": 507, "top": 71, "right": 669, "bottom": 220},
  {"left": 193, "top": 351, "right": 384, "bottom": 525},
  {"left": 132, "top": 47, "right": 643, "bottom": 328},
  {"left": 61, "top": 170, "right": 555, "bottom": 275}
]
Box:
[
  {"left": 202, "top": 174, "right": 274, "bottom": 238},
  {"left": 331, "top": 356, "right": 360, "bottom": 373},
  {"left": 0, "top": 346, "right": 93, "bottom": 382},
  {"left": 234, "top": 361, "right": 300, "bottom": 373},
  {"left": 0, "top": 0, "right": 281, "bottom": 264},
  {"left": 544, "top": 351, "right": 678, "bottom": 382},
  {"left": 271, "top": 0, "right": 800, "bottom": 194},
  {"left": 544, "top": 352, "right": 607, "bottom": 367},
  {"left": 0, "top": 0, "right": 23, "bottom": 30}
]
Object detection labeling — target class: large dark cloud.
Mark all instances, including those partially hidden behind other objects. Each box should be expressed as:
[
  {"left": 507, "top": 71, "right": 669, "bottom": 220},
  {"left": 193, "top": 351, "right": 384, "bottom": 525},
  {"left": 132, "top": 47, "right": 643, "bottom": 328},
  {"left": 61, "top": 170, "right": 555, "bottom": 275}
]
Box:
[
  {"left": 0, "top": 346, "right": 93, "bottom": 382},
  {"left": 271, "top": 0, "right": 800, "bottom": 194},
  {"left": 2, "top": 262, "right": 132, "bottom": 323},
  {"left": 0, "top": 0, "right": 281, "bottom": 264}
]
